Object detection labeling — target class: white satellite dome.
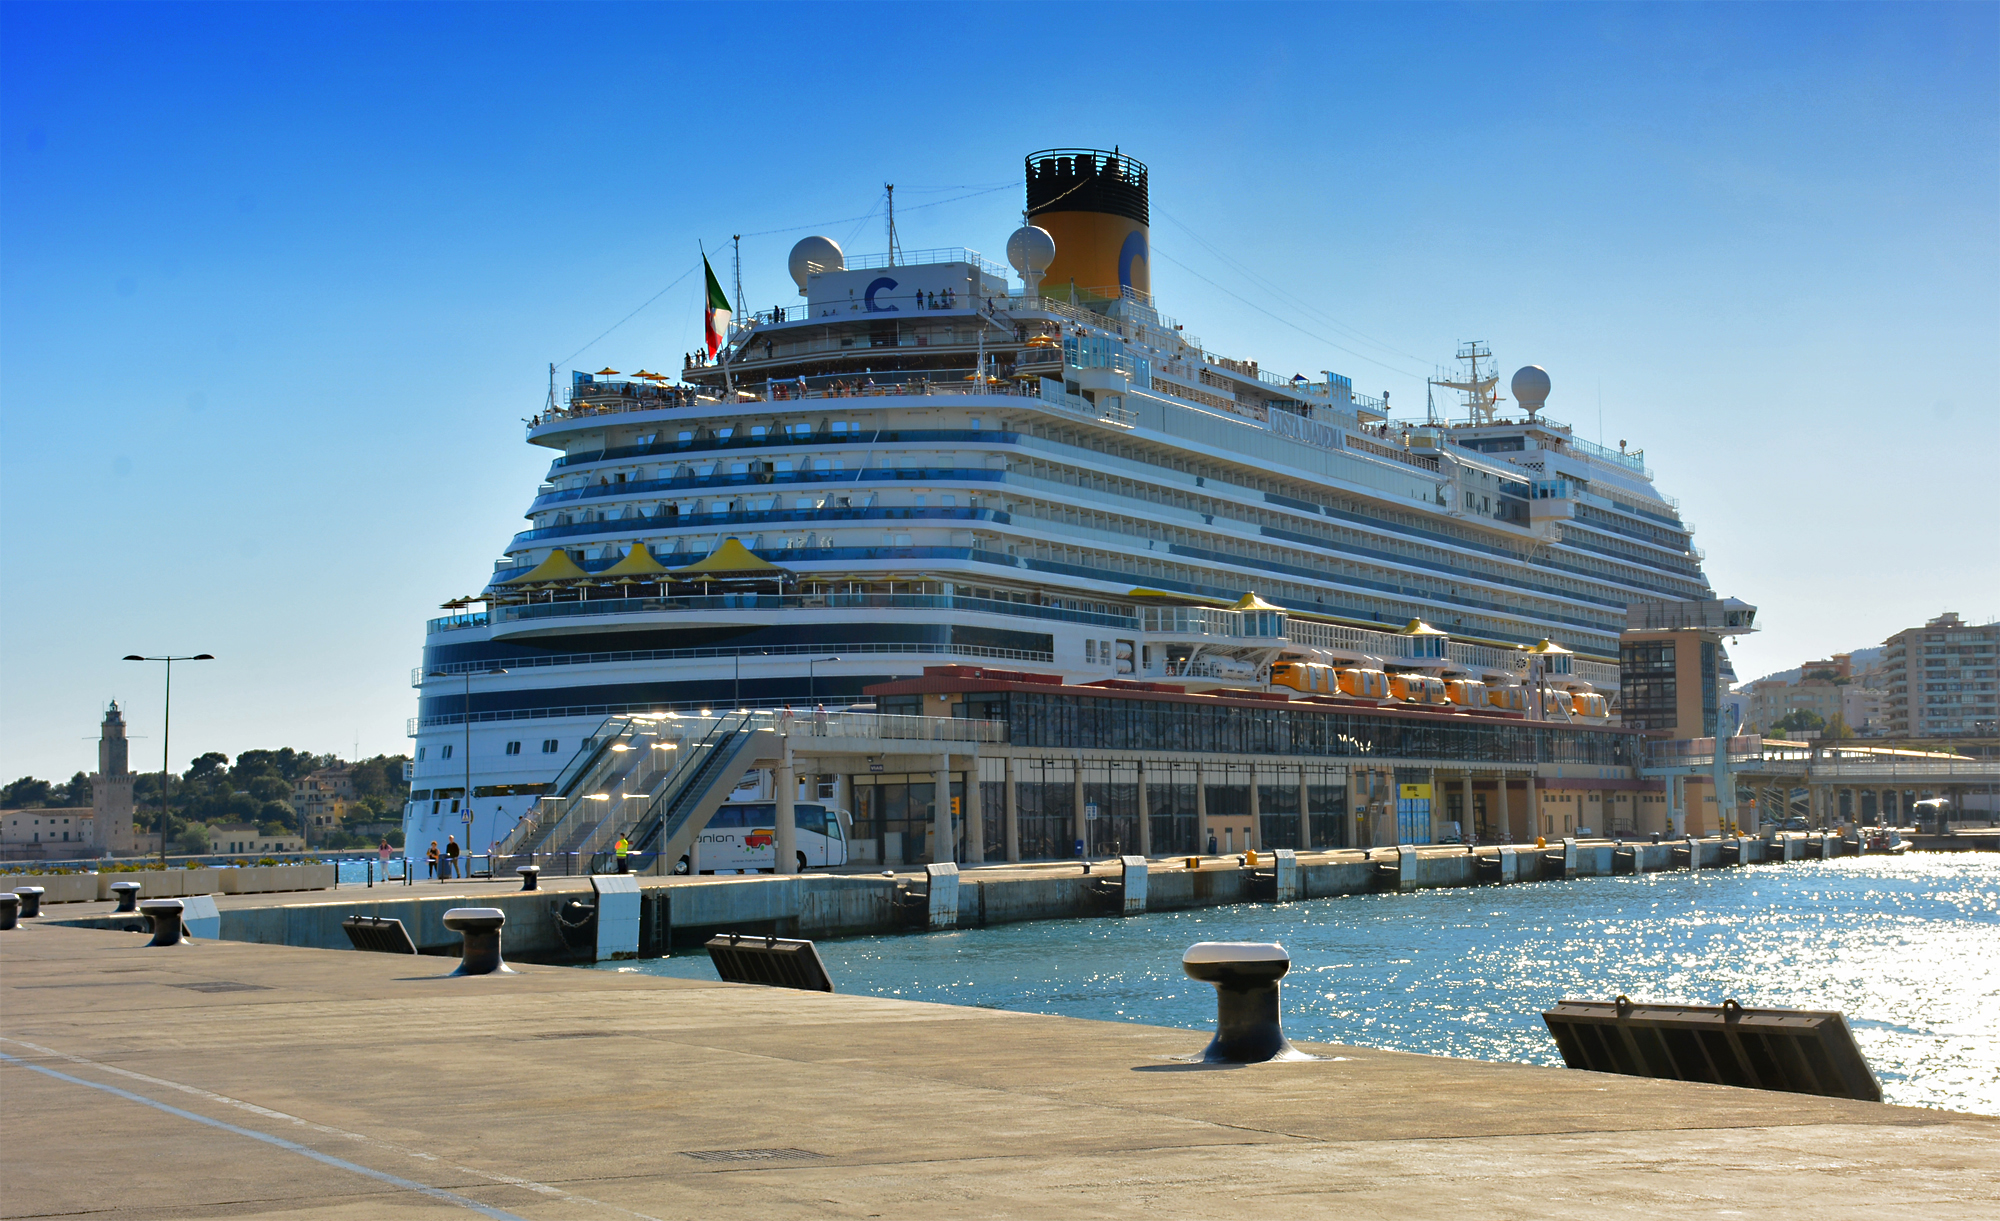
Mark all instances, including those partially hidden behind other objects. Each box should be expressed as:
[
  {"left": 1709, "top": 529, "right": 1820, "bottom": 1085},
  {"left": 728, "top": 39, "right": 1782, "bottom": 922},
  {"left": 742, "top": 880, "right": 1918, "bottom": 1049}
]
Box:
[
  {"left": 788, "top": 236, "right": 845, "bottom": 295},
  {"left": 1511, "top": 365, "right": 1551, "bottom": 413},
  {"left": 1006, "top": 225, "right": 1056, "bottom": 275}
]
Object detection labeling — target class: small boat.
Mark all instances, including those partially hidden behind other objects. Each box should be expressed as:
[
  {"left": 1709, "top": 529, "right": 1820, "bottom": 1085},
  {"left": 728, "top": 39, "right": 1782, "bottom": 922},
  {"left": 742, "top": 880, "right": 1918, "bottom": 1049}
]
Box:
[{"left": 1862, "top": 826, "right": 1908, "bottom": 855}]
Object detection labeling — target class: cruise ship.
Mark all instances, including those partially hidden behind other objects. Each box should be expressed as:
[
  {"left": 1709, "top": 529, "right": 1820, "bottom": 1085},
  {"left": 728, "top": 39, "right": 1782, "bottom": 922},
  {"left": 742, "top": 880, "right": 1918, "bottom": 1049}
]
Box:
[{"left": 405, "top": 147, "right": 1712, "bottom": 855}]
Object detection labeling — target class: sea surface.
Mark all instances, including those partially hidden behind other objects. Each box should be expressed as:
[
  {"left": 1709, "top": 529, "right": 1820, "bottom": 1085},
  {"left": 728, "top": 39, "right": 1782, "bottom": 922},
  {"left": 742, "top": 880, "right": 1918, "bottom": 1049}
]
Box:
[{"left": 598, "top": 854, "right": 2000, "bottom": 1115}]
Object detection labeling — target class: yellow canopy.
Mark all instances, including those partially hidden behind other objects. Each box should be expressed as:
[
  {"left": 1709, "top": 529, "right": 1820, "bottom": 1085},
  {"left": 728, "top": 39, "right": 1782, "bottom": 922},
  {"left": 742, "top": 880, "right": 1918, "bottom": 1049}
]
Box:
[
  {"left": 1526, "top": 638, "right": 1572, "bottom": 655},
  {"left": 593, "top": 367, "right": 621, "bottom": 377},
  {"left": 669, "top": 537, "right": 788, "bottom": 579},
  {"left": 1232, "top": 593, "right": 1285, "bottom": 613},
  {"left": 1399, "top": 618, "right": 1450, "bottom": 637},
  {"left": 502, "top": 549, "right": 590, "bottom": 584},
  {"left": 598, "top": 543, "right": 668, "bottom": 578}
]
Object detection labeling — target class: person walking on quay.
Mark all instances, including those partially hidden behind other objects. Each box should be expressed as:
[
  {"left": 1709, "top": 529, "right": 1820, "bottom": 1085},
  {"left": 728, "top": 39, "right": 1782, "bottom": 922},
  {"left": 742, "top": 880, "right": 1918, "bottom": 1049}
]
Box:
[
  {"left": 614, "top": 835, "right": 630, "bottom": 874},
  {"left": 444, "top": 835, "right": 460, "bottom": 880},
  {"left": 378, "top": 837, "right": 393, "bottom": 877},
  {"left": 426, "top": 841, "right": 439, "bottom": 880}
]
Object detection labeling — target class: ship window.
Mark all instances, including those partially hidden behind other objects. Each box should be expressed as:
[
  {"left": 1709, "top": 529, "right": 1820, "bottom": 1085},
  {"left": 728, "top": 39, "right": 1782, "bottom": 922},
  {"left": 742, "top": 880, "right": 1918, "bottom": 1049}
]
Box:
[
  {"left": 542, "top": 739, "right": 560, "bottom": 753},
  {"left": 417, "top": 747, "right": 427, "bottom": 761},
  {"left": 941, "top": 495, "right": 956, "bottom": 507},
  {"left": 678, "top": 431, "right": 693, "bottom": 442},
  {"left": 893, "top": 534, "right": 912, "bottom": 546},
  {"left": 440, "top": 744, "right": 453, "bottom": 759},
  {"left": 1085, "top": 639, "right": 1096, "bottom": 663},
  {"left": 750, "top": 425, "right": 768, "bottom": 437},
  {"left": 505, "top": 741, "right": 521, "bottom": 755}
]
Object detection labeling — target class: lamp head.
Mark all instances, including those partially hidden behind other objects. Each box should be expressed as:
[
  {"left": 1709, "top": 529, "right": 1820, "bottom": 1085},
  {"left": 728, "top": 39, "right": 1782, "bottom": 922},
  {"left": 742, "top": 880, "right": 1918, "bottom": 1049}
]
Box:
[{"left": 122, "top": 655, "right": 145, "bottom": 661}]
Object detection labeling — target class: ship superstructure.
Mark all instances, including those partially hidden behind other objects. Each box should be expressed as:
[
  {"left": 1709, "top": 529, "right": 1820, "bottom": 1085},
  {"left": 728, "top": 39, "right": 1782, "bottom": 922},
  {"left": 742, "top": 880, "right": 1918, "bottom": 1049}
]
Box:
[{"left": 406, "top": 148, "right": 1710, "bottom": 853}]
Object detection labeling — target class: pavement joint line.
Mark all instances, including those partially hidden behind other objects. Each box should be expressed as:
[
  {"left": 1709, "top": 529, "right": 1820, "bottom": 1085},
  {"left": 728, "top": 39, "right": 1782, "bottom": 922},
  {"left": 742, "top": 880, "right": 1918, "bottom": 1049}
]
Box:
[
  {"left": 0, "top": 1049, "right": 536, "bottom": 1221},
  {"left": 0, "top": 1037, "right": 672, "bottom": 1221}
]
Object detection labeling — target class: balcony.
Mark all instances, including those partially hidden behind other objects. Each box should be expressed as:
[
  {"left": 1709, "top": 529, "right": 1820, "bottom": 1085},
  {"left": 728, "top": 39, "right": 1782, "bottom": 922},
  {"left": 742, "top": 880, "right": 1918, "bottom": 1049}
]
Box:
[{"left": 491, "top": 590, "right": 1141, "bottom": 631}]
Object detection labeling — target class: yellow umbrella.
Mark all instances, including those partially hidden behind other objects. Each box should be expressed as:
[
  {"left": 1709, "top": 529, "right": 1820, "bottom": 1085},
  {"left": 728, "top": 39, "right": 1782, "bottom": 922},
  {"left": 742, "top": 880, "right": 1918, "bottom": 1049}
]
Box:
[{"left": 594, "top": 367, "right": 621, "bottom": 377}]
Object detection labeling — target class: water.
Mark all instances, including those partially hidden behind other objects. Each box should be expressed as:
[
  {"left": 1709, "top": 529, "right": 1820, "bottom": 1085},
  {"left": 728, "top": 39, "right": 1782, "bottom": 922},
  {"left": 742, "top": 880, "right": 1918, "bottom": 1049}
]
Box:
[{"left": 601, "top": 855, "right": 2000, "bottom": 1115}]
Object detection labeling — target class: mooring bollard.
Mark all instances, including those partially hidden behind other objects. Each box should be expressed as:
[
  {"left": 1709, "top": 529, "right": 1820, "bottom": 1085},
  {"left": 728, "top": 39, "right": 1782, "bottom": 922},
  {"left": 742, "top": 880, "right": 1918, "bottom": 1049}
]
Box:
[
  {"left": 517, "top": 865, "right": 541, "bottom": 892},
  {"left": 0, "top": 892, "right": 18, "bottom": 931},
  {"left": 140, "top": 899, "right": 189, "bottom": 947},
  {"left": 442, "top": 907, "right": 514, "bottom": 976},
  {"left": 12, "top": 886, "right": 45, "bottom": 919},
  {"left": 1182, "top": 941, "right": 1300, "bottom": 1063},
  {"left": 110, "top": 881, "right": 143, "bottom": 913}
]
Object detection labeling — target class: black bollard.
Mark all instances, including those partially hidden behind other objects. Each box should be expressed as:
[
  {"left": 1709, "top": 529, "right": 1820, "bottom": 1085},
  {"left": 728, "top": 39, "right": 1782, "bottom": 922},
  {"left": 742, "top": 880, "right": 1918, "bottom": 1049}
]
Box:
[
  {"left": 110, "top": 881, "right": 143, "bottom": 913},
  {"left": 13, "top": 886, "right": 45, "bottom": 918},
  {"left": 0, "top": 892, "right": 18, "bottom": 931},
  {"left": 442, "top": 907, "right": 514, "bottom": 976},
  {"left": 1182, "top": 941, "right": 1301, "bottom": 1063},
  {"left": 141, "top": 899, "right": 189, "bottom": 947},
  {"left": 517, "top": 865, "right": 541, "bottom": 892}
]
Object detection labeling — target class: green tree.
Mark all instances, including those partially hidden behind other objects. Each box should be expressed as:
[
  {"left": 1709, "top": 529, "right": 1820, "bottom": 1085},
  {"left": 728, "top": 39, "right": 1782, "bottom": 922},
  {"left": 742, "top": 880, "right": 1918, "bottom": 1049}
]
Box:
[
  {"left": 55, "top": 772, "right": 92, "bottom": 806},
  {"left": 1773, "top": 708, "right": 1826, "bottom": 733},
  {"left": 1, "top": 777, "right": 53, "bottom": 808},
  {"left": 1824, "top": 712, "right": 1856, "bottom": 740},
  {"left": 175, "top": 821, "right": 212, "bottom": 854}
]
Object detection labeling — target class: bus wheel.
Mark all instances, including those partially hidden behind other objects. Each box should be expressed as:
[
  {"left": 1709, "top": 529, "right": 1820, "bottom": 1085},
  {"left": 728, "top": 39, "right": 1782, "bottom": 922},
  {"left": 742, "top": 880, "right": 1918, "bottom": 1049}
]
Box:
[
  {"left": 674, "top": 855, "right": 691, "bottom": 875},
  {"left": 796, "top": 850, "right": 809, "bottom": 873}
]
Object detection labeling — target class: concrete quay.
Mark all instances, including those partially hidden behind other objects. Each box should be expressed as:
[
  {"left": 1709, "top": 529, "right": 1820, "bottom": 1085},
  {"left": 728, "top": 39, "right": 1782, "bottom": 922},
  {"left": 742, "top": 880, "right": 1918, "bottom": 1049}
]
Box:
[
  {"left": 41, "top": 833, "right": 1861, "bottom": 964},
  {"left": 2, "top": 921, "right": 1994, "bottom": 1220}
]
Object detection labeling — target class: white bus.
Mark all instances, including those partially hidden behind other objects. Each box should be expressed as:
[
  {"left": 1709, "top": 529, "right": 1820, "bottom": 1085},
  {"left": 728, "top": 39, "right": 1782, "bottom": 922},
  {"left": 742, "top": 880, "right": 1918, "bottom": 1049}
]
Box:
[{"left": 678, "top": 800, "right": 851, "bottom": 874}]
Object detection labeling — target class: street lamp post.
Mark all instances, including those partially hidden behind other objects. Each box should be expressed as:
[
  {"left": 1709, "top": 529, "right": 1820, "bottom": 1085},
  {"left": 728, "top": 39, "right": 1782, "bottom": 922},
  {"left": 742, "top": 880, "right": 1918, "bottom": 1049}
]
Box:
[
  {"left": 121, "top": 653, "right": 214, "bottom": 865},
  {"left": 807, "top": 656, "right": 841, "bottom": 706},
  {"left": 425, "top": 667, "right": 507, "bottom": 876}
]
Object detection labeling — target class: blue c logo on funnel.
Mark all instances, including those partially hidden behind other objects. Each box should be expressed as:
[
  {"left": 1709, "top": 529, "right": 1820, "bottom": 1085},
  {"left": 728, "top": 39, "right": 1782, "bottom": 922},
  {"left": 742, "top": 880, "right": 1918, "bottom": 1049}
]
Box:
[
  {"left": 1118, "top": 231, "right": 1148, "bottom": 295},
  {"left": 865, "top": 276, "right": 900, "bottom": 311}
]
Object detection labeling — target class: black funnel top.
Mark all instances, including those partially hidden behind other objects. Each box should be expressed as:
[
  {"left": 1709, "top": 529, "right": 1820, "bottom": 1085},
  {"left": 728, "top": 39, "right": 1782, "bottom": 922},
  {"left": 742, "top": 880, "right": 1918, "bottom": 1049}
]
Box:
[{"left": 1026, "top": 148, "right": 1148, "bottom": 225}]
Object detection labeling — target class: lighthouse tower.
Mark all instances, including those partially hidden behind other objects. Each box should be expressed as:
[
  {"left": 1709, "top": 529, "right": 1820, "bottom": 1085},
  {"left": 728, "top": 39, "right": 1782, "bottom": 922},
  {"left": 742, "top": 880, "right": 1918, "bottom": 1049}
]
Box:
[{"left": 90, "top": 701, "right": 141, "bottom": 855}]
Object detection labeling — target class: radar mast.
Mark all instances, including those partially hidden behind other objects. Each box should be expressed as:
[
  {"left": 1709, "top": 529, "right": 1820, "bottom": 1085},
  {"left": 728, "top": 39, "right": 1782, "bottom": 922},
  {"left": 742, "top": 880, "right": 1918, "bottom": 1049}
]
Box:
[{"left": 1431, "top": 340, "right": 1503, "bottom": 425}]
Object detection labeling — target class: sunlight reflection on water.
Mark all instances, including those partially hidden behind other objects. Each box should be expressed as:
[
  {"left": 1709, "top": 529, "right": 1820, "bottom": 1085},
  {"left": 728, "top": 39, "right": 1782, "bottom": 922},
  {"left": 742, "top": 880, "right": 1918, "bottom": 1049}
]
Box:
[{"left": 604, "top": 854, "right": 2000, "bottom": 1114}]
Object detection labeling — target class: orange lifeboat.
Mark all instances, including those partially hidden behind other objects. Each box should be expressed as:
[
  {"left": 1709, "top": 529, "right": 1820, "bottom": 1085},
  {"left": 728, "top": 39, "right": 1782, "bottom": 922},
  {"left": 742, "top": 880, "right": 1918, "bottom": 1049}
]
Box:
[
  {"left": 1336, "top": 668, "right": 1391, "bottom": 700},
  {"left": 1445, "top": 679, "right": 1488, "bottom": 708},
  {"left": 1390, "top": 673, "right": 1449, "bottom": 704}
]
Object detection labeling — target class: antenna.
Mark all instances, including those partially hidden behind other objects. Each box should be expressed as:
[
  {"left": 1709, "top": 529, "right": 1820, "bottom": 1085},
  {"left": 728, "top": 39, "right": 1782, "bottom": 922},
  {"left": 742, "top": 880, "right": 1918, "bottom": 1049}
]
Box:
[
  {"left": 732, "top": 235, "right": 744, "bottom": 332},
  {"left": 546, "top": 362, "right": 557, "bottom": 413},
  {"left": 884, "top": 183, "right": 901, "bottom": 265}
]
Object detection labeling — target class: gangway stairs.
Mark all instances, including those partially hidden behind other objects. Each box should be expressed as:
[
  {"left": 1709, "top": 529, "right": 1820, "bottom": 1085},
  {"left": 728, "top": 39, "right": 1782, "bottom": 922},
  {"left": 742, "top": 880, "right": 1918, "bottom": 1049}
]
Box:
[
  {"left": 498, "top": 714, "right": 691, "bottom": 864},
  {"left": 620, "top": 712, "right": 775, "bottom": 875}
]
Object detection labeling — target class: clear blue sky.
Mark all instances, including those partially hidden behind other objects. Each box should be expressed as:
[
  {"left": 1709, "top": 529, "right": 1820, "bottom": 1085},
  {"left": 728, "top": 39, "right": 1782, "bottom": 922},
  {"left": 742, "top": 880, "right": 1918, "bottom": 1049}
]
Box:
[{"left": 3, "top": 2, "right": 1995, "bottom": 780}]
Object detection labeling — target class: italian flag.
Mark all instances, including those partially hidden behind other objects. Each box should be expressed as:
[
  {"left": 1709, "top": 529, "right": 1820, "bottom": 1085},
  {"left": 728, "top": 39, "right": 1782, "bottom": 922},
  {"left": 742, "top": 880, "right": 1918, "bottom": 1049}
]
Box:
[{"left": 703, "top": 254, "right": 731, "bottom": 358}]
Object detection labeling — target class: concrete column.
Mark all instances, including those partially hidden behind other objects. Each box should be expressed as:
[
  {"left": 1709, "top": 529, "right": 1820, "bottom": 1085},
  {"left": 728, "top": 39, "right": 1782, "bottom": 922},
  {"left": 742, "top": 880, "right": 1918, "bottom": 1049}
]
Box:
[
  {"left": 1003, "top": 754, "right": 1020, "bottom": 862},
  {"left": 1137, "top": 761, "right": 1152, "bottom": 857},
  {"left": 1426, "top": 766, "right": 1438, "bottom": 843},
  {"left": 1248, "top": 768, "right": 1262, "bottom": 851},
  {"left": 774, "top": 741, "right": 797, "bottom": 874},
  {"left": 1297, "top": 765, "right": 1312, "bottom": 852},
  {"left": 1073, "top": 758, "right": 1087, "bottom": 859},
  {"left": 1526, "top": 771, "right": 1540, "bottom": 841},
  {"left": 1462, "top": 773, "right": 1475, "bottom": 846},
  {"left": 1496, "top": 776, "right": 1512, "bottom": 845},
  {"left": 931, "top": 754, "right": 952, "bottom": 865},
  {"left": 964, "top": 758, "right": 984, "bottom": 865},
  {"left": 1197, "top": 764, "right": 1211, "bottom": 854}
]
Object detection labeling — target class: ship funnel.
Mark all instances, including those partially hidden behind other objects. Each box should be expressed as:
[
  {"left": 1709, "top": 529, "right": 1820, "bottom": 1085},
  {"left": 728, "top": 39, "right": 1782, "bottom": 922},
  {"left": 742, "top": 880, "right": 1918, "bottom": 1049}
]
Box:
[{"left": 1025, "top": 148, "right": 1149, "bottom": 303}]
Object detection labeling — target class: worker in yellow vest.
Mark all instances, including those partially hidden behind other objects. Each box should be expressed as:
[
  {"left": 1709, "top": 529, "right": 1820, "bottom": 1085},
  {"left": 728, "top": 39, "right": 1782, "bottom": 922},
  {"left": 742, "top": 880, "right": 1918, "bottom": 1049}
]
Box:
[{"left": 614, "top": 835, "right": 630, "bottom": 874}]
